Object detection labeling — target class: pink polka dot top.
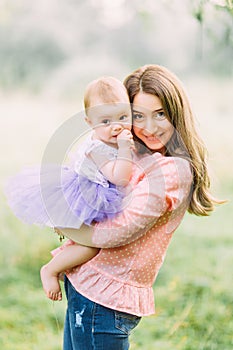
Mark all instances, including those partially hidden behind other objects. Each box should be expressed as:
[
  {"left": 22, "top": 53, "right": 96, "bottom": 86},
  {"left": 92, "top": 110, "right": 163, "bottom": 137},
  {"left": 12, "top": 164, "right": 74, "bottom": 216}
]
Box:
[{"left": 62, "top": 152, "right": 192, "bottom": 316}]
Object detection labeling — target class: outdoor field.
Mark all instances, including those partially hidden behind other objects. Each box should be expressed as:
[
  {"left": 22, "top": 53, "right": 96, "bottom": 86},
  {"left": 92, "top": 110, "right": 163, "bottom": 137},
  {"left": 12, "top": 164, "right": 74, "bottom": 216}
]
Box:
[
  {"left": 0, "top": 1, "right": 232, "bottom": 348},
  {"left": 0, "top": 77, "right": 232, "bottom": 349}
]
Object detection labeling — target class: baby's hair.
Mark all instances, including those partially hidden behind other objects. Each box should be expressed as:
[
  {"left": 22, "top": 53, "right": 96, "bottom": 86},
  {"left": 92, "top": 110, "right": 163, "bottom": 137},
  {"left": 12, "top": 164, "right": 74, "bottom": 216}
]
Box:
[{"left": 84, "top": 76, "right": 129, "bottom": 114}]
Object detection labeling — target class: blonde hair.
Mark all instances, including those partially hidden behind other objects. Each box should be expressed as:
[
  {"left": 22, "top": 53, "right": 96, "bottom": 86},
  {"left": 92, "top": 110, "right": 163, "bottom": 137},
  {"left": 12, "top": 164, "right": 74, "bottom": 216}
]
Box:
[
  {"left": 124, "top": 64, "right": 222, "bottom": 216},
  {"left": 84, "top": 76, "right": 129, "bottom": 114}
]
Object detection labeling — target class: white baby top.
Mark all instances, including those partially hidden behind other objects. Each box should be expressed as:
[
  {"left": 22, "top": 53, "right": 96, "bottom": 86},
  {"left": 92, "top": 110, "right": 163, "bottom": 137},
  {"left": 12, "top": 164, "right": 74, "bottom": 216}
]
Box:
[{"left": 74, "top": 132, "right": 118, "bottom": 188}]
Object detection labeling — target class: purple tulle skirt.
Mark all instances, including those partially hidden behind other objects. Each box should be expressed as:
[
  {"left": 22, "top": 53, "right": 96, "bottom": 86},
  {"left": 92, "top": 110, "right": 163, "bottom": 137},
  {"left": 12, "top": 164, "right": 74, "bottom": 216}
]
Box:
[{"left": 5, "top": 165, "right": 123, "bottom": 229}]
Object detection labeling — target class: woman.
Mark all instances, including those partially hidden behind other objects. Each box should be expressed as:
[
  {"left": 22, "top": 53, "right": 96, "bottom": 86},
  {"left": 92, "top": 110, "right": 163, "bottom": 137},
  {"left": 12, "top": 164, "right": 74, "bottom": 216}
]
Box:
[{"left": 57, "top": 64, "right": 220, "bottom": 350}]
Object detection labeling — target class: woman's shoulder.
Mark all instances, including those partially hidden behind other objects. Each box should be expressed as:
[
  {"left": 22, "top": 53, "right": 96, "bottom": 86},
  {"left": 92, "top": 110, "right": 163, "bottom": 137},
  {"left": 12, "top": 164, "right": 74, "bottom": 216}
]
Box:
[
  {"left": 158, "top": 153, "right": 191, "bottom": 167},
  {"left": 135, "top": 151, "right": 190, "bottom": 167},
  {"left": 156, "top": 154, "right": 193, "bottom": 189},
  {"left": 135, "top": 152, "right": 193, "bottom": 186},
  {"left": 151, "top": 152, "right": 190, "bottom": 168}
]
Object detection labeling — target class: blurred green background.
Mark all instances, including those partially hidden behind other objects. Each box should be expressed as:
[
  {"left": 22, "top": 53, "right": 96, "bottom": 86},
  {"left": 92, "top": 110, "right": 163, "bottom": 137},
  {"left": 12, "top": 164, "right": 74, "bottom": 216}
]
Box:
[{"left": 0, "top": 0, "right": 232, "bottom": 349}]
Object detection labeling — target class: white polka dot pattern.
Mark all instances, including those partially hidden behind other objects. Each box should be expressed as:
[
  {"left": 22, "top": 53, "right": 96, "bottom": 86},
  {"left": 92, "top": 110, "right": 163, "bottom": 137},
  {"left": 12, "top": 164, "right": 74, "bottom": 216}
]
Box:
[{"left": 66, "top": 153, "right": 193, "bottom": 316}]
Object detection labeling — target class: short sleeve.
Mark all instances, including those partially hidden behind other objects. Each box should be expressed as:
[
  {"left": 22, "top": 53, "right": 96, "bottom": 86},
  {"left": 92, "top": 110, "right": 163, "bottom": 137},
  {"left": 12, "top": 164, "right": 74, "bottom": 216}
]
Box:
[
  {"left": 86, "top": 140, "right": 117, "bottom": 160},
  {"left": 92, "top": 153, "right": 193, "bottom": 247}
]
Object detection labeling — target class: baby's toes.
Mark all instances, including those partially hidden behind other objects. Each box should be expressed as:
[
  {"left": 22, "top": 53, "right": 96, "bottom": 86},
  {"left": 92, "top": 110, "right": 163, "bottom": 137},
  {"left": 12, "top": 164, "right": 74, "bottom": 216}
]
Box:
[
  {"left": 57, "top": 291, "right": 62, "bottom": 301},
  {"left": 49, "top": 291, "right": 56, "bottom": 301}
]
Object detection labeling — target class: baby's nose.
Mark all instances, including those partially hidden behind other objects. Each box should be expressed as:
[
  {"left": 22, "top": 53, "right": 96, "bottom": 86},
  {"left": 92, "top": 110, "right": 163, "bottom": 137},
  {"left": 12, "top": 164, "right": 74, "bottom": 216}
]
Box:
[{"left": 112, "top": 124, "right": 123, "bottom": 132}]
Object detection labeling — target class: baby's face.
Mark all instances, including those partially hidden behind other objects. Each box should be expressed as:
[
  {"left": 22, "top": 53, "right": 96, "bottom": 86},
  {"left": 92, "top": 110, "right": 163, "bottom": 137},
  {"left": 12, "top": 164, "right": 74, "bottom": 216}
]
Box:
[{"left": 86, "top": 102, "right": 132, "bottom": 146}]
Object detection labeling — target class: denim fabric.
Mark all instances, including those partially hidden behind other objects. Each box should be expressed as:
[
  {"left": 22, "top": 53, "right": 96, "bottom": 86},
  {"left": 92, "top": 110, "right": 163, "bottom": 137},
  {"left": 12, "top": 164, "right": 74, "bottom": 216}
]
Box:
[{"left": 63, "top": 276, "right": 141, "bottom": 350}]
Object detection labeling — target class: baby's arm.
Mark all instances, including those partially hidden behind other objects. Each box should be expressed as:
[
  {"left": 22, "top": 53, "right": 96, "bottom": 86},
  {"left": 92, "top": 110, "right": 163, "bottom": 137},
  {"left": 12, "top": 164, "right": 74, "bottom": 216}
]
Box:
[
  {"left": 106, "top": 129, "right": 134, "bottom": 186},
  {"left": 92, "top": 129, "right": 134, "bottom": 186}
]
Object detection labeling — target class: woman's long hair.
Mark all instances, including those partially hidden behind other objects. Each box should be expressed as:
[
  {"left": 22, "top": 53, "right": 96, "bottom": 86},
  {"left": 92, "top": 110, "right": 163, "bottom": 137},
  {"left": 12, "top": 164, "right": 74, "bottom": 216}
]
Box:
[{"left": 124, "top": 64, "right": 223, "bottom": 216}]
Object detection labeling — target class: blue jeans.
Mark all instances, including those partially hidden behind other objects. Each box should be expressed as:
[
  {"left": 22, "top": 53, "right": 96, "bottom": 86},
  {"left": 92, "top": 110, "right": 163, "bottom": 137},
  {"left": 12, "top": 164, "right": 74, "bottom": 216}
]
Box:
[{"left": 63, "top": 276, "right": 141, "bottom": 350}]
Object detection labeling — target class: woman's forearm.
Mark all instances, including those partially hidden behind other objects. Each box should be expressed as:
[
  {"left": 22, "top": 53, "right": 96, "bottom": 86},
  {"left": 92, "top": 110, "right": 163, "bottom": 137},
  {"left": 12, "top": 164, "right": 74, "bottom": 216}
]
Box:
[
  {"left": 60, "top": 156, "right": 192, "bottom": 249},
  {"left": 58, "top": 226, "right": 99, "bottom": 247},
  {"left": 92, "top": 156, "right": 192, "bottom": 248}
]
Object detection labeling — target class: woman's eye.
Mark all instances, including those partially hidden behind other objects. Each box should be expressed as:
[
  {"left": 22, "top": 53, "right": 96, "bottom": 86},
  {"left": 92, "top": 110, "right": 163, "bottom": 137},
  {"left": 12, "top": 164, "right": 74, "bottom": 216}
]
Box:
[
  {"left": 155, "top": 111, "right": 166, "bottom": 120},
  {"left": 133, "top": 113, "right": 143, "bottom": 121}
]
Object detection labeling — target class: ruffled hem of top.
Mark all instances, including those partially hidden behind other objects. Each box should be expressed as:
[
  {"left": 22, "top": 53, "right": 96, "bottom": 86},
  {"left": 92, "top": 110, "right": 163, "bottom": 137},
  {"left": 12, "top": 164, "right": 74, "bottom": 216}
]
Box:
[
  {"left": 65, "top": 262, "right": 155, "bottom": 317},
  {"left": 51, "top": 241, "right": 155, "bottom": 316}
]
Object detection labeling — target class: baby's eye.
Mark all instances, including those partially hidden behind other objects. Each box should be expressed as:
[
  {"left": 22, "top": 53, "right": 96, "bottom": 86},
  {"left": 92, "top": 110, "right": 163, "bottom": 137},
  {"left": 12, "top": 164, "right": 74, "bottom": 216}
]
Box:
[
  {"left": 154, "top": 111, "right": 166, "bottom": 120},
  {"left": 101, "top": 119, "right": 111, "bottom": 125},
  {"left": 119, "top": 114, "right": 128, "bottom": 121}
]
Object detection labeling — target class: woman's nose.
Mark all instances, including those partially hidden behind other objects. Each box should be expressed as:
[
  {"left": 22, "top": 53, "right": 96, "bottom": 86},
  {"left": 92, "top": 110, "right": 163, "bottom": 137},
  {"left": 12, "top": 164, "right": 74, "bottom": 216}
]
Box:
[{"left": 143, "top": 120, "right": 158, "bottom": 135}]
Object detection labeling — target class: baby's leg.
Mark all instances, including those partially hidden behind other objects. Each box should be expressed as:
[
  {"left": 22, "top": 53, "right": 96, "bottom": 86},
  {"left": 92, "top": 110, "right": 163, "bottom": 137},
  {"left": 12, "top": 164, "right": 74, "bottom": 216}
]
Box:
[{"left": 40, "top": 244, "right": 99, "bottom": 301}]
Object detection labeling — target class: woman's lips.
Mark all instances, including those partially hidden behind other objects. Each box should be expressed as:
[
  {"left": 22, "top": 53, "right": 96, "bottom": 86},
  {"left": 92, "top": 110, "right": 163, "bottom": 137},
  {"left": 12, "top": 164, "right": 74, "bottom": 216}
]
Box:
[{"left": 144, "top": 135, "right": 162, "bottom": 142}]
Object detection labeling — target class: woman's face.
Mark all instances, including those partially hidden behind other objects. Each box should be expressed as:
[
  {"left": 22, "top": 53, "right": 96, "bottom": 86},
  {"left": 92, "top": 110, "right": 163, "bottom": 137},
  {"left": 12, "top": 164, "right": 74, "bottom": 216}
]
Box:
[{"left": 132, "top": 92, "right": 174, "bottom": 152}]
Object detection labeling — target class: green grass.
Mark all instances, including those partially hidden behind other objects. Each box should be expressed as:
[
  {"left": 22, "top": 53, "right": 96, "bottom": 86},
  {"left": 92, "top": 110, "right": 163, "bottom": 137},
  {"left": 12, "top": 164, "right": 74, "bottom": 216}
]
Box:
[
  {"left": 0, "top": 195, "right": 65, "bottom": 349},
  {"left": 1, "top": 189, "right": 232, "bottom": 349},
  {"left": 131, "top": 199, "right": 233, "bottom": 350}
]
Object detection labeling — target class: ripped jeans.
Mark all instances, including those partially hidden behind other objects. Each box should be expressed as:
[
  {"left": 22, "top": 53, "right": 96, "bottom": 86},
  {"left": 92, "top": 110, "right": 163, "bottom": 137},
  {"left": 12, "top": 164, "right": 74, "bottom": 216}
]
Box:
[{"left": 63, "top": 276, "right": 141, "bottom": 350}]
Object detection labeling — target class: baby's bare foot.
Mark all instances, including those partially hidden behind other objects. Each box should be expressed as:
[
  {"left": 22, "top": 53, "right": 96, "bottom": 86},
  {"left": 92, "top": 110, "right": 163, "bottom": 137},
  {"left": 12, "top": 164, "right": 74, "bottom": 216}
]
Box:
[{"left": 40, "top": 265, "right": 62, "bottom": 301}]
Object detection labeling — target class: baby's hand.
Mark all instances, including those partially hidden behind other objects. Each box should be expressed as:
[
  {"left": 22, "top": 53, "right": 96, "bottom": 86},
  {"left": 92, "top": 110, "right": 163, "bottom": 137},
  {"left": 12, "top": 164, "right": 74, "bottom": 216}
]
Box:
[{"left": 117, "top": 129, "right": 134, "bottom": 149}]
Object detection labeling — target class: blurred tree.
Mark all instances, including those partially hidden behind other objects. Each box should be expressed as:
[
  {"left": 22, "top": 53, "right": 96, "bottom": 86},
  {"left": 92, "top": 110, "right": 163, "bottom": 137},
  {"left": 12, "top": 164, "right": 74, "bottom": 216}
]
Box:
[
  {"left": 0, "top": 30, "right": 66, "bottom": 91},
  {"left": 0, "top": 0, "right": 232, "bottom": 93},
  {"left": 190, "top": 0, "right": 233, "bottom": 74}
]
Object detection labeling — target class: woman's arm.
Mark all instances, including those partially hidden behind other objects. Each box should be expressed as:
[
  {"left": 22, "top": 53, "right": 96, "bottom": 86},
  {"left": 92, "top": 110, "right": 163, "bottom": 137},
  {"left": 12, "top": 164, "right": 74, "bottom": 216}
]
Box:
[
  {"left": 60, "top": 155, "right": 192, "bottom": 248},
  {"left": 57, "top": 226, "right": 96, "bottom": 247}
]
